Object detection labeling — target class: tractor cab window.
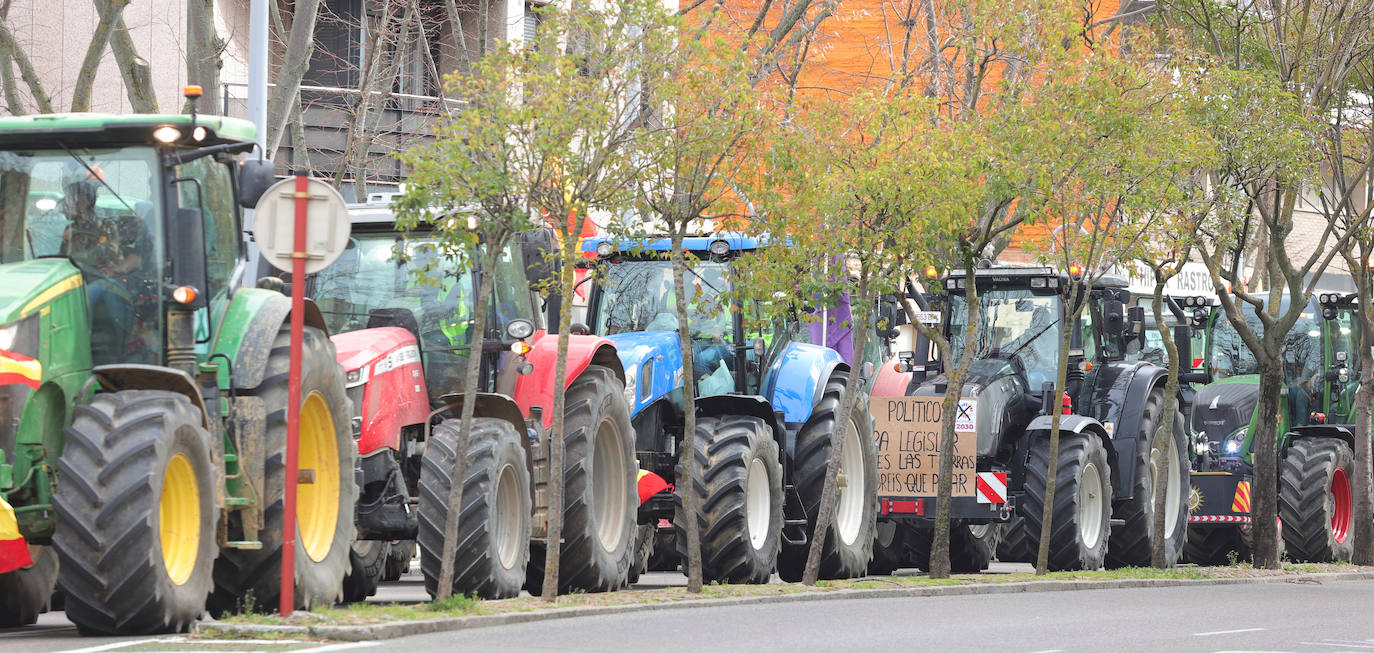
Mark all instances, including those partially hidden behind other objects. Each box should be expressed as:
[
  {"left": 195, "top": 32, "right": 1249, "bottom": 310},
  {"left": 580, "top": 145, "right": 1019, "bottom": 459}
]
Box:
[
  {"left": 593, "top": 257, "right": 734, "bottom": 396},
  {"left": 1209, "top": 308, "right": 1264, "bottom": 379},
  {"left": 0, "top": 146, "right": 164, "bottom": 365},
  {"left": 491, "top": 243, "right": 536, "bottom": 335},
  {"left": 310, "top": 231, "right": 476, "bottom": 400},
  {"left": 1284, "top": 311, "right": 1323, "bottom": 426},
  {"left": 174, "top": 157, "right": 239, "bottom": 306},
  {"left": 949, "top": 288, "right": 1061, "bottom": 390},
  {"left": 1324, "top": 309, "right": 1358, "bottom": 417}
]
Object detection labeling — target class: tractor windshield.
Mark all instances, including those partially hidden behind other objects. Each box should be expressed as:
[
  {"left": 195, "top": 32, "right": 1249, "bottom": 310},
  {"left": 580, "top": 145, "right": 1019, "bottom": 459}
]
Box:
[
  {"left": 0, "top": 146, "right": 161, "bottom": 266},
  {"left": 312, "top": 231, "right": 476, "bottom": 349},
  {"left": 948, "top": 289, "right": 1061, "bottom": 389}
]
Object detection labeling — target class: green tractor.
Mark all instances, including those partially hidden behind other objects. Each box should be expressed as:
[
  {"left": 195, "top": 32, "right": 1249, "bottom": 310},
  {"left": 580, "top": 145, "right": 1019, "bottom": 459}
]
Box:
[
  {"left": 1185, "top": 292, "right": 1362, "bottom": 563},
  {"left": 0, "top": 106, "right": 356, "bottom": 632}
]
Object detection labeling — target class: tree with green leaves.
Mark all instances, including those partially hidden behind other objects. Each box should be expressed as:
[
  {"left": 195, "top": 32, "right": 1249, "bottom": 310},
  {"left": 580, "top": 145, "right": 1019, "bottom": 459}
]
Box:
[{"left": 1156, "top": 0, "right": 1374, "bottom": 568}]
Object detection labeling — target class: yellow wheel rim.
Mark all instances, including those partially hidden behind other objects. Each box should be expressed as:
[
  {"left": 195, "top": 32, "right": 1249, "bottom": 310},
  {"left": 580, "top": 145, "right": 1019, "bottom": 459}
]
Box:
[
  {"left": 159, "top": 452, "right": 200, "bottom": 586},
  {"left": 298, "top": 391, "right": 341, "bottom": 563}
]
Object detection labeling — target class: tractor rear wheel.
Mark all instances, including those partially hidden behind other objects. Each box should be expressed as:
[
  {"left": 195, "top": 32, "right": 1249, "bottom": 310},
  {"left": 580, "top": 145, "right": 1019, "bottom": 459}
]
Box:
[
  {"left": 676, "top": 415, "right": 783, "bottom": 584},
  {"left": 868, "top": 519, "right": 909, "bottom": 575},
  {"left": 627, "top": 524, "right": 654, "bottom": 584},
  {"left": 905, "top": 522, "right": 1000, "bottom": 573},
  {"left": 341, "top": 540, "right": 388, "bottom": 603},
  {"left": 383, "top": 540, "right": 414, "bottom": 581},
  {"left": 1183, "top": 525, "right": 1248, "bottom": 565},
  {"left": 996, "top": 514, "right": 1033, "bottom": 563},
  {"left": 1107, "top": 393, "right": 1189, "bottom": 568},
  {"left": 527, "top": 365, "right": 636, "bottom": 593},
  {"left": 1021, "top": 432, "right": 1112, "bottom": 571},
  {"left": 1279, "top": 437, "right": 1355, "bottom": 562},
  {"left": 646, "top": 529, "right": 678, "bottom": 572},
  {"left": 54, "top": 390, "right": 218, "bottom": 634},
  {"left": 208, "top": 325, "right": 356, "bottom": 614},
  {"left": 777, "top": 372, "right": 877, "bottom": 582},
  {"left": 418, "top": 417, "right": 531, "bottom": 599},
  {"left": 0, "top": 545, "right": 57, "bottom": 627}
]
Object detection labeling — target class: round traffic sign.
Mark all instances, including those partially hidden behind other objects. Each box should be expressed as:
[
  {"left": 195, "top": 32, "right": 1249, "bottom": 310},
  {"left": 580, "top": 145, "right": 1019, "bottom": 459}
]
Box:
[{"left": 254, "top": 177, "right": 351, "bottom": 274}]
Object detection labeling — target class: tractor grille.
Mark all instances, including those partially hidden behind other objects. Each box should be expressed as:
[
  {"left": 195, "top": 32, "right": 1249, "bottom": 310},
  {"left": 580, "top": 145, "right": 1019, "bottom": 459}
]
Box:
[{"left": 0, "top": 383, "right": 31, "bottom": 456}]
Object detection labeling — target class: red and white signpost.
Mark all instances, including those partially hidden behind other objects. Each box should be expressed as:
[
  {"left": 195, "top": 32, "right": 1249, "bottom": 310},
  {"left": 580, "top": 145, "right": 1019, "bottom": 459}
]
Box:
[{"left": 254, "top": 173, "right": 349, "bottom": 616}]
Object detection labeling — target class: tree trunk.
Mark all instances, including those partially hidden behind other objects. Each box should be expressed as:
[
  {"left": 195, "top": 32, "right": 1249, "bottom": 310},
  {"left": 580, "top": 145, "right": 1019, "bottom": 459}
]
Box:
[
  {"left": 1035, "top": 296, "right": 1077, "bottom": 575},
  {"left": 0, "top": 18, "right": 52, "bottom": 112},
  {"left": 1249, "top": 358, "right": 1283, "bottom": 569},
  {"left": 185, "top": 0, "right": 223, "bottom": 109},
  {"left": 1149, "top": 279, "right": 1181, "bottom": 568},
  {"left": 266, "top": 0, "right": 322, "bottom": 154},
  {"left": 435, "top": 248, "right": 497, "bottom": 598},
  {"left": 71, "top": 0, "right": 126, "bottom": 112},
  {"left": 106, "top": 12, "right": 157, "bottom": 112},
  {"left": 289, "top": 92, "right": 311, "bottom": 173},
  {"left": 671, "top": 227, "right": 704, "bottom": 593},
  {"left": 929, "top": 262, "right": 979, "bottom": 579},
  {"left": 1351, "top": 273, "right": 1374, "bottom": 565},
  {"left": 541, "top": 230, "right": 580, "bottom": 600},
  {"left": 800, "top": 271, "right": 871, "bottom": 585}
]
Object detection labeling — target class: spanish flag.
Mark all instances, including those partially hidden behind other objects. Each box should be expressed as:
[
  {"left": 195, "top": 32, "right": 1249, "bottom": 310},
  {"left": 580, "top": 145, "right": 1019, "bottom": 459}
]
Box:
[
  {"left": 0, "top": 350, "right": 40, "bottom": 389},
  {"left": 0, "top": 496, "right": 30, "bottom": 574},
  {"left": 637, "top": 469, "right": 671, "bottom": 505}
]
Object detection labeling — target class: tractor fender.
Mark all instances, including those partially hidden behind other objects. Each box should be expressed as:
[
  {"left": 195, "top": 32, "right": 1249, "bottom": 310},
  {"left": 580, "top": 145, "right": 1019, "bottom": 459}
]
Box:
[
  {"left": 515, "top": 333, "right": 625, "bottom": 429},
  {"left": 90, "top": 364, "right": 210, "bottom": 430},
  {"left": 602, "top": 330, "right": 683, "bottom": 418},
  {"left": 870, "top": 357, "right": 915, "bottom": 398},
  {"left": 1090, "top": 361, "right": 1168, "bottom": 501},
  {"left": 695, "top": 393, "right": 789, "bottom": 459},
  {"left": 211, "top": 287, "right": 328, "bottom": 390},
  {"left": 1024, "top": 414, "right": 1120, "bottom": 495},
  {"left": 433, "top": 391, "right": 529, "bottom": 447},
  {"left": 761, "top": 342, "right": 845, "bottom": 424},
  {"left": 332, "top": 327, "right": 430, "bottom": 456},
  {"left": 1284, "top": 424, "right": 1357, "bottom": 452}
]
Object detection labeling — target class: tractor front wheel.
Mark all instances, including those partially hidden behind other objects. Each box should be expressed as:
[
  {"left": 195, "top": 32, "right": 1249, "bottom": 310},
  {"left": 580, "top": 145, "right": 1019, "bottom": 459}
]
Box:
[
  {"left": 383, "top": 540, "right": 414, "bottom": 581},
  {"left": 777, "top": 372, "right": 877, "bottom": 582},
  {"left": 208, "top": 325, "right": 356, "bottom": 614},
  {"left": 1279, "top": 437, "right": 1355, "bottom": 562},
  {"left": 54, "top": 390, "right": 218, "bottom": 634},
  {"left": 996, "top": 514, "right": 1033, "bottom": 563},
  {"left": 1107, "top": 392, "right": 1189, "bottom": 568},
  {"left": 341, "top": 540, "right": 389, "bottom": 603},
  {"left": 418, "top": 417, "right": 531, "bottom": 599},
  {"left": 0, "top": 545, "right": 58, "bottom": 627},
  {"left": 675, "top": 415, "right": 783, "bottom": 584},
  {"left": 868, "top": 520, "right": 910, "bottom": 575},
  {"left": 527, "top": 365, "right": 636, "bottom": 593},
  {"left": 1021, "top": 432, "right": 1112, "bottom": 571}
]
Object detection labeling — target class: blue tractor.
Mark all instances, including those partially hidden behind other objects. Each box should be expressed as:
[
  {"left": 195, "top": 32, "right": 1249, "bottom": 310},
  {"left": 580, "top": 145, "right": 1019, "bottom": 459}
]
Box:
[{"left": 578, "top": 235, "right": 878, "bottom": 582}]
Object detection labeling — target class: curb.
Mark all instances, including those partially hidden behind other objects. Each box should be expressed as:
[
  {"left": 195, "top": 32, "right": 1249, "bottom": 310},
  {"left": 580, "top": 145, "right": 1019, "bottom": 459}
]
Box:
[{"left": 195, "top": 571, "right": 1374, "bottom": 641}]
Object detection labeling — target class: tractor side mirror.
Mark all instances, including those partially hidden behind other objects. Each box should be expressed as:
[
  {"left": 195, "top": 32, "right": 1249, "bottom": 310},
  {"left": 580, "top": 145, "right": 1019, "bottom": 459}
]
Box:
[
  {"left": 1103, "top": 299, "right": 1126, "bottom": 335},
  {"left": 237, "top": 159, "right": 277, "bottom": 209},
  {"left": 569, "top": 322, "right": 591, "bottom": 336}
]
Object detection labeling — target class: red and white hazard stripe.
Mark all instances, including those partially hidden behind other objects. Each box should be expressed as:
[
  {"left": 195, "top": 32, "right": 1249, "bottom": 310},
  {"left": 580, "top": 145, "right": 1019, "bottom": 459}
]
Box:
[
  {"left": 976, "top": 472, "right": 1007, "bottom": 504},
  {"left": 1188, "top": 515, "right": 1253, "bottom": 524}
]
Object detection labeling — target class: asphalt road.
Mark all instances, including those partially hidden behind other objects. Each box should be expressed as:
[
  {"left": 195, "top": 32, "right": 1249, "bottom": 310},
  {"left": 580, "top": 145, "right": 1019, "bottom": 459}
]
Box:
[
  {"left": 387, "top": 578, "right": 1374, "bottom": 653},
  {"left": 6, "top": 564, "right": 1373, "bottom": 652}
]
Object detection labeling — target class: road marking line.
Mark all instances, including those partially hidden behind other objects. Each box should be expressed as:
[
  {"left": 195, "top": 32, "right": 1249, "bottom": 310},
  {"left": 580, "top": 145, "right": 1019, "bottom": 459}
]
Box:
[
  {"left": 56, "top": 638, "right": 165, "bottom": 653},
  {"left": 303, "top": 643, "right": 380, "bottom": 651},
  {"left": 1027, "top": 649, "right": 1065, "bottom": 653},
  {"left": 1195, "top": 628, "right": 1267, "bottom": 636},
  {"left": 1299, "top": 643, "right": 1374, "bottom": 649},
  {"left": 0, "top": 626, "right": 76, "bottom": 638}
]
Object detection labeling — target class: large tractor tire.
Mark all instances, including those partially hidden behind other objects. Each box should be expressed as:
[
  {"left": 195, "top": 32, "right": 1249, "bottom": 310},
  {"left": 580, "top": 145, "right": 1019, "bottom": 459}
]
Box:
[
  {"left": 1021, "top": 432, "right": 1112, "bottom": 571},
  {"left": 646, "top": 529, "right": 678, "bottom": 572},
  {"left": 383, "top": 540, "right": 415, "bottom": 581},
  {"left": 1279, "top": 437, "right": 1355, "bottom": 562},
  {"left": 53, "top": 390, "right": 218, "bottom": 634},
  {"left": 996, "top": 514, "right": 1034, "bottom": 563},
  {"left": 627, "top": 524, "right": 654, "bottom": 584},
  {"left": 208, "top": 325, "right": 356, "bottom": 614},
  {"left": 0, "top": 545, "right": 58, "bottom": 627},
  {"left": 341, "top": 540, "right": 388, "bottom": 603},
  {"left": 778, "top": 372, "right": 878, "bottom": 582},
  {"left": 675, "top": 415, "right": 783, "bottom": 584},
  {"left": 418, "top": 417, "right": 531, "bottom": 599},
  {"left": 906, "top": 523, "right": 1000, "bottom": 573},
  {"left": 527, "top": 365, "right": 636, "bottom": 594},
  {"left": 1183, "top": 525, "right": 1249, "bottom": 566},
  {"left": 1107, "top": 393, "right": 1189, "bottom": 568},
  {"left": 868, "top": 519, "right": 909, "bottom": 575}
]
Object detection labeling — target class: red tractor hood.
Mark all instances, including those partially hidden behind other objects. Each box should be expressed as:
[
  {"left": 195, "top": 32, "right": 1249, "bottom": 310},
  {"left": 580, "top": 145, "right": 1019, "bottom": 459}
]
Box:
[{"left": 332, "top": 327, "right": 417, "bottom": 372}]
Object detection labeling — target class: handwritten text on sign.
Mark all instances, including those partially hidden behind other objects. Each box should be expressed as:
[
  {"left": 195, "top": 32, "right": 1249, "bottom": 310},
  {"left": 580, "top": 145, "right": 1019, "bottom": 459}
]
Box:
[{"left": 871, "top": 396, "right": 977, "bottom": 498}]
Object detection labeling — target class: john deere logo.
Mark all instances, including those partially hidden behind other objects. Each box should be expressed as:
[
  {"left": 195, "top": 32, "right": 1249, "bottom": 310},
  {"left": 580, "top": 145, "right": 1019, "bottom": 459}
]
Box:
[{"left": 1188, "top": 486, "right": 1203, "bottom": 513}]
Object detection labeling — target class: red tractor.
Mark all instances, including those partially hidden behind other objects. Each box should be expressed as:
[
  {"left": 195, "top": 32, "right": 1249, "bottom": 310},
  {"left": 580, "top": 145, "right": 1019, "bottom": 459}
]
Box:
[{"left": 280, "top": 200, "right": 639, "bottom": 599}]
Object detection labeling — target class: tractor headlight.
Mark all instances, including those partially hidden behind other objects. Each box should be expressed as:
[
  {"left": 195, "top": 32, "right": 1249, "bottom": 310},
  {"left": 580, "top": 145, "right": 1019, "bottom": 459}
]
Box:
[
  {"left": 505, "top": 319, "right": 535, "bottom": 340},
  {"left": 153, "top": 126, "right": 182, "bottom": 143},
  {"left": 622, "top": 363, "right": 639, "bottom": 408},
  {"left": 0, "top": 323, "right": 17, "bottom": 351},
  {"left": 596, "top": 241, "right": 615, "bottom": 257},
  {"left": 0, "top": 315, "right": 38, "bottom": 357},
  {"left": 344, "top": 366, "right": 370, "bottom": 389},
  {"left": 708, "top": 239, "right": 731, "bottom": 256},
  {"left": 1224, "top": 427, "right": 1247, "bottom": 455}
]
